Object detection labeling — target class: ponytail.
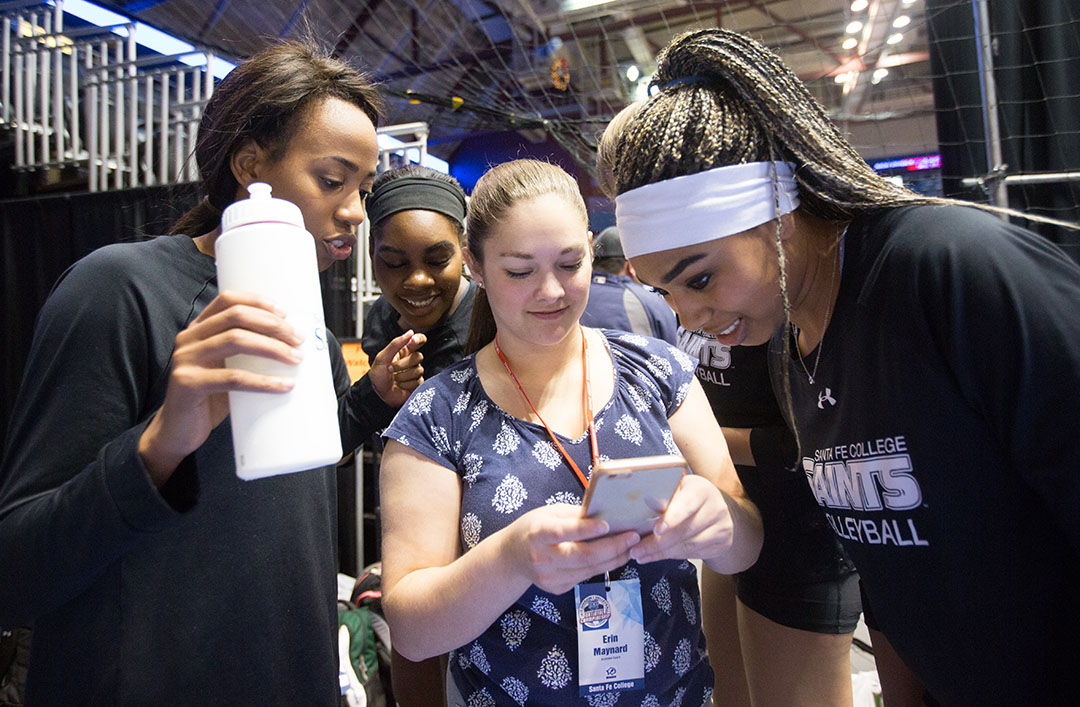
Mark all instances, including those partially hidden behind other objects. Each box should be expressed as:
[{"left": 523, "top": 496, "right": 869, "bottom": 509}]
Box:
[
  {"left": 462, "top": 159, "right": 587, "bottom": 354},
  {"left": 168, "top": 195, "right": 224, "bottom": 236},
  {"left": 166, "top": 39, "right": 382, "bottom": 238},
  {"left": 464, "top": 286, "right": 496, "bottom": 355}
]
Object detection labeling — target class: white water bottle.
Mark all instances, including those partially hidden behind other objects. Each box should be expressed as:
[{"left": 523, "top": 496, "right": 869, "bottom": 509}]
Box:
[{"left": 215, "top": 182, "right": 342, "bottom": 479}]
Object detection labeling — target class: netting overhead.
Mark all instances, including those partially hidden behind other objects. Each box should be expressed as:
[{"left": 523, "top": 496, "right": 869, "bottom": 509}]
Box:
[
  {"left": 67, "top": 0, "right": 1079, "bottom": 229},
  {"left": 92, "top": 0, "right": 939, "bottom": 168}
]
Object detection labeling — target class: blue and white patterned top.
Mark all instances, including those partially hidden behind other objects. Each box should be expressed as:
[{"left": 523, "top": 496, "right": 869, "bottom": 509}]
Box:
[{"left": 383, "top": 329, "right": 714, "bottom": 707}]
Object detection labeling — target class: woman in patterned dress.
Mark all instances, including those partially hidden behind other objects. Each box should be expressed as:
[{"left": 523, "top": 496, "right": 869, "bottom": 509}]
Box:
[{"left": 378, "top": 159, "right": 763, "bottom": 706}]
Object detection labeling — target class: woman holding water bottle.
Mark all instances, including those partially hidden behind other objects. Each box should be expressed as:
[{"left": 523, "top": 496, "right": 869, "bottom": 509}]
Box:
[{"left": 0, "top": 40, "right": 420, "bottom": 703}]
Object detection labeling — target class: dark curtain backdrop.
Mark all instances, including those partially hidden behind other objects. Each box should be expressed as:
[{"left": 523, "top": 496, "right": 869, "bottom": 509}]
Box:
[
  {"left": 926, "top": 0, "right": 1080, "bottom": 259},
  {"left": 1, "top": 185, "right": 356, "bottom": 456}
]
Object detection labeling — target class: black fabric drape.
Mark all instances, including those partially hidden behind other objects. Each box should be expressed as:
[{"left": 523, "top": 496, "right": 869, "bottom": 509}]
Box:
[
  {"left": 1, "top": 185, "right": 354, "bottom": 455},
  {"left": 926, "top": 0, "right": 1080, "bottom": 258}
]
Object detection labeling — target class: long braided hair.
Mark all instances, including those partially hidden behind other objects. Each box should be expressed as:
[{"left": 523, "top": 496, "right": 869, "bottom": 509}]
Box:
[
  {"left": 602, "top": 29, "right": 946, "bottom": 462},
  {"left": 611, "top": 29, "right": 933, "bottom": 218},
  {"left": 603, "top": 29, "right": 1077, "bottom": 461}
]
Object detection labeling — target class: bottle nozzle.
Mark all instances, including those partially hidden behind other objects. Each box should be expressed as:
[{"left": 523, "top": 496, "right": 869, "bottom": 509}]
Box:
[{"left": 247, "top": 182, "right": 272, "bottom": 200}]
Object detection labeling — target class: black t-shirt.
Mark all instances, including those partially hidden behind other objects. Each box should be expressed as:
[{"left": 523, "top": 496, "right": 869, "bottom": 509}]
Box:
[
  {"left": 0, "top": 236, "right": 341, "bottom": 703},
  {"left": 771, "top": 204, "right": 1080, "bottom": 703},
  {"left": 361, "top": 279, "right": 476, "bottom": 380},
  {"left": 677, "top": 331, "right": 854, "bottom": 586}
]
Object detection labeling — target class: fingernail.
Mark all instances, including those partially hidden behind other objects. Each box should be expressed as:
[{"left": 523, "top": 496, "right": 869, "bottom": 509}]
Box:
[
  {"left": 627, "top": 533, "right": 640, "bottom": 548},
  {"left": 289, "top": 347, "right": 303, "bottom": 362}
]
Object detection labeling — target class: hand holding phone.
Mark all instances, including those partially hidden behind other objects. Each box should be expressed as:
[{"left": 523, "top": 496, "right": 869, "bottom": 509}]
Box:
[{"left": 581, "top": 455, "right": 688, "bottom": 535}]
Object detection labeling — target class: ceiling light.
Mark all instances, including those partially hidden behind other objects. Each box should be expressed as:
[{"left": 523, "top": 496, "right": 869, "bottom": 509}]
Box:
[
  {"left": 626, "top": 65, "right": 640, "bottom": 82},
  {"left": 872, "top": 68, "right": 889, "bottom": 83},
  {"left": 561, "top": 0, "right": 619, "bottom": 10},
  {"left": 893, "top": 15, "right": 911, "bottom": 28},
  {"left": 902, "top": 0, "right": 917, "bottom": 5},
  {"left": 851, "top": 0, "right": 868, "bottom": 11},
  {"left": 632, "top": 77, "right": 652, "bottom": 102},
  {"left": 846, "top": 20, "right": 864, "bottom": 34},
  {"left": 887, "top": 33, "right": 904, "bottom": 44},
  {"left": 834, "top": 72, "right": 850, "bottom": 84},
  {"left": 53, "top": 0, "right": 236, "bottom": 78},
  {"left": 842, "top": 37, "right": 859, "bottom": 50}
]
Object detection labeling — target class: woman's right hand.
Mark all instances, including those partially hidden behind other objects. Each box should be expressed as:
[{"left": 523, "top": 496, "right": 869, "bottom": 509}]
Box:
[
  {"left": 506, "top": 504, "right": 641, "bottom": 596},
  {"left": 138, "top": 291, "right": 303, "bottom": 486},
  {"left": 381, "top": 442, "right": 640, "bottom": 660},
  {"left": 369, "top": 329, "right": 427, "bottom": 407}
]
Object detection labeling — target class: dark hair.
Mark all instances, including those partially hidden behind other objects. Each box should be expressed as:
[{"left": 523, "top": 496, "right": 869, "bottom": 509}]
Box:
[
  {"left": 592, "top": 256, "right": 625, "bottom": 275},
  {"left": 595, "top": 102, "right": 643, "bottom": 201},
  {"left": 601, "top": 29, "right": 930, "bottom": 462},
  {"left": 464, "top": 159, "right": 587, "bottom": 354},
  {"left": 368, "top": 164, "right": 467, "bottom": 243},
  {"left": 168, "top": 40, "right": 382, "bottom": 237},
  {"left": 610, "top": 30, "right": 928, "bottom": 216},
  {"left": 603, "top": 28, "right": 1078, "bottom": 462}
]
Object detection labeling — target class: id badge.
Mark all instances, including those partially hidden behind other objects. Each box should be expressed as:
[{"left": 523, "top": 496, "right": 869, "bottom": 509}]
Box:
[{"left": 574, "top": 578, "right": 645, "bottom": 696}]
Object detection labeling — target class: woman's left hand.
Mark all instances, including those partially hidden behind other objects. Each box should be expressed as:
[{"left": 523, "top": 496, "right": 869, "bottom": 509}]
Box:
[{"left": 627, "top": 474, "right": 736, "bottom": 565}]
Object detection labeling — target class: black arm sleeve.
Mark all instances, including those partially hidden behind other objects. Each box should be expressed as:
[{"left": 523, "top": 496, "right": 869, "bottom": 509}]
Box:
[
  {"left": 0, "top": 251, "right": 189, "bottom": 624},
  {"left": 912, "top": 211, "right": 1080, "bottom": 552},
  {"left": 748, "top": 424, "right": 799, "bottom": 472},
  {"left": 329, "top": 331, "right": 398, "bottom": 456}
]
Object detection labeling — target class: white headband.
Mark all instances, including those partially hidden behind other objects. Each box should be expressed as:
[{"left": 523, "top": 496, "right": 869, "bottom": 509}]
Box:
[{"left": 615, "top": 161, "right": 800, "bottom": 259}]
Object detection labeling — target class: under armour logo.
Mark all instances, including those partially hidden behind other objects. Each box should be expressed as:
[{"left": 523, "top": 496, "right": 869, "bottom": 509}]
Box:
[{"left": 818, "top": 387, "right": 837, "bottom": 409}]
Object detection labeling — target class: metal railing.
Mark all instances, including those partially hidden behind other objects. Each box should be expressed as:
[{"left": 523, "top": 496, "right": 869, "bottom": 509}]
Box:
[
  {"left": 2, "top": 0, "right": 218, "bottom": 191},
  {"left": 1, "top": 0, "right": 432, "bottom": 212}
]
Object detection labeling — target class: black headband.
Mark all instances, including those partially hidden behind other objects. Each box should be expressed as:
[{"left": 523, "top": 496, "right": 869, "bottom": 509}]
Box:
[{"left": 366, "top": 176, "right": 467, "bottom": 229}]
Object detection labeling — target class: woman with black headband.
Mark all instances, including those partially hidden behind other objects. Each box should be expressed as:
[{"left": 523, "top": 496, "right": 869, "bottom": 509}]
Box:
[
  {"left": 360, "top": 164, "right": 475, "bottom": 705},
  {"left": 362, "top": 165, "right": 475, "bottom": 386},
  {"left": 604, "top": 28, "right": 1080, "bottom": 707}
]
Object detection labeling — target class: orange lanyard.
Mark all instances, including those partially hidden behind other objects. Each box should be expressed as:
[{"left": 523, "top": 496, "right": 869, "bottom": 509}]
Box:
[{"left": 495, "top": 325, "right": 599, "bottom": 489}]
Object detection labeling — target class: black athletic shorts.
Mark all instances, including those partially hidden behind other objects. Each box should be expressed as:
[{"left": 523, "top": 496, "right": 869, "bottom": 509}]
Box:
[
  {"left": 736, "top": 569, "right": 862, "bottom": 634},
  {"left": 729, "top": 446, "right": 861, "bottom": 634}
]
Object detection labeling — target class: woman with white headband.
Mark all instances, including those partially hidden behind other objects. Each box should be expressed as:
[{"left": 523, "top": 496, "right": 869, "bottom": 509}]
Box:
[
  {"left": 598, "top": 104, "right": 860, "bottom": 707},
  {"left": 603, "top": 28, "right": 1080, "bottom": 707}
]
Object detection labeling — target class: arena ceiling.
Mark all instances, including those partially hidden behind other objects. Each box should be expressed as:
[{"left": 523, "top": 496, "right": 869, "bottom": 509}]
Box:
[{"left": 90, "top": 0, "right": 935, "bottom": 169}]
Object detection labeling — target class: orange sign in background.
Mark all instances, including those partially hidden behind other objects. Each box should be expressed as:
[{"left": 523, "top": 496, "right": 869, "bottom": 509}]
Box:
[{"left": 340, "top": 341, "right": 371, "bottom": 383}]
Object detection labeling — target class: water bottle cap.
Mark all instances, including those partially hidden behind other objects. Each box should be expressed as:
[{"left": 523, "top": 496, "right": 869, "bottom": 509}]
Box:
[{"left": 220, "top": 182, "right": 305, "bottom": 232}]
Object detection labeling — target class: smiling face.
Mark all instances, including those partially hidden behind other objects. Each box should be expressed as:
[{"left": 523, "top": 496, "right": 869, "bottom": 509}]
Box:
[
  {"left": 241, "top": 96, "right": 379, "bottom": 272},
  {"left": 629, "top": 223, "right": 786, "bottom": 347},
  {"left": 372, "top": 209, "right": 464, "bottom": 331},
  {"left": 468, "top": 192, "right": 592, "bottom": 349}
]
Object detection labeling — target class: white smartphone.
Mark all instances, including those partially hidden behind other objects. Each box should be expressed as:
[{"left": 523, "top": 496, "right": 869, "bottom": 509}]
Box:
[{"left": 580, "top": 454, "right": 688, "bottom": 535}]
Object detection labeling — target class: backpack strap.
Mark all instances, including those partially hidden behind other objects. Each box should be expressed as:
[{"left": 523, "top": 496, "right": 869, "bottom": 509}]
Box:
[{"left": 621, "top": 286, "right": 654, "bottom": 338}]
